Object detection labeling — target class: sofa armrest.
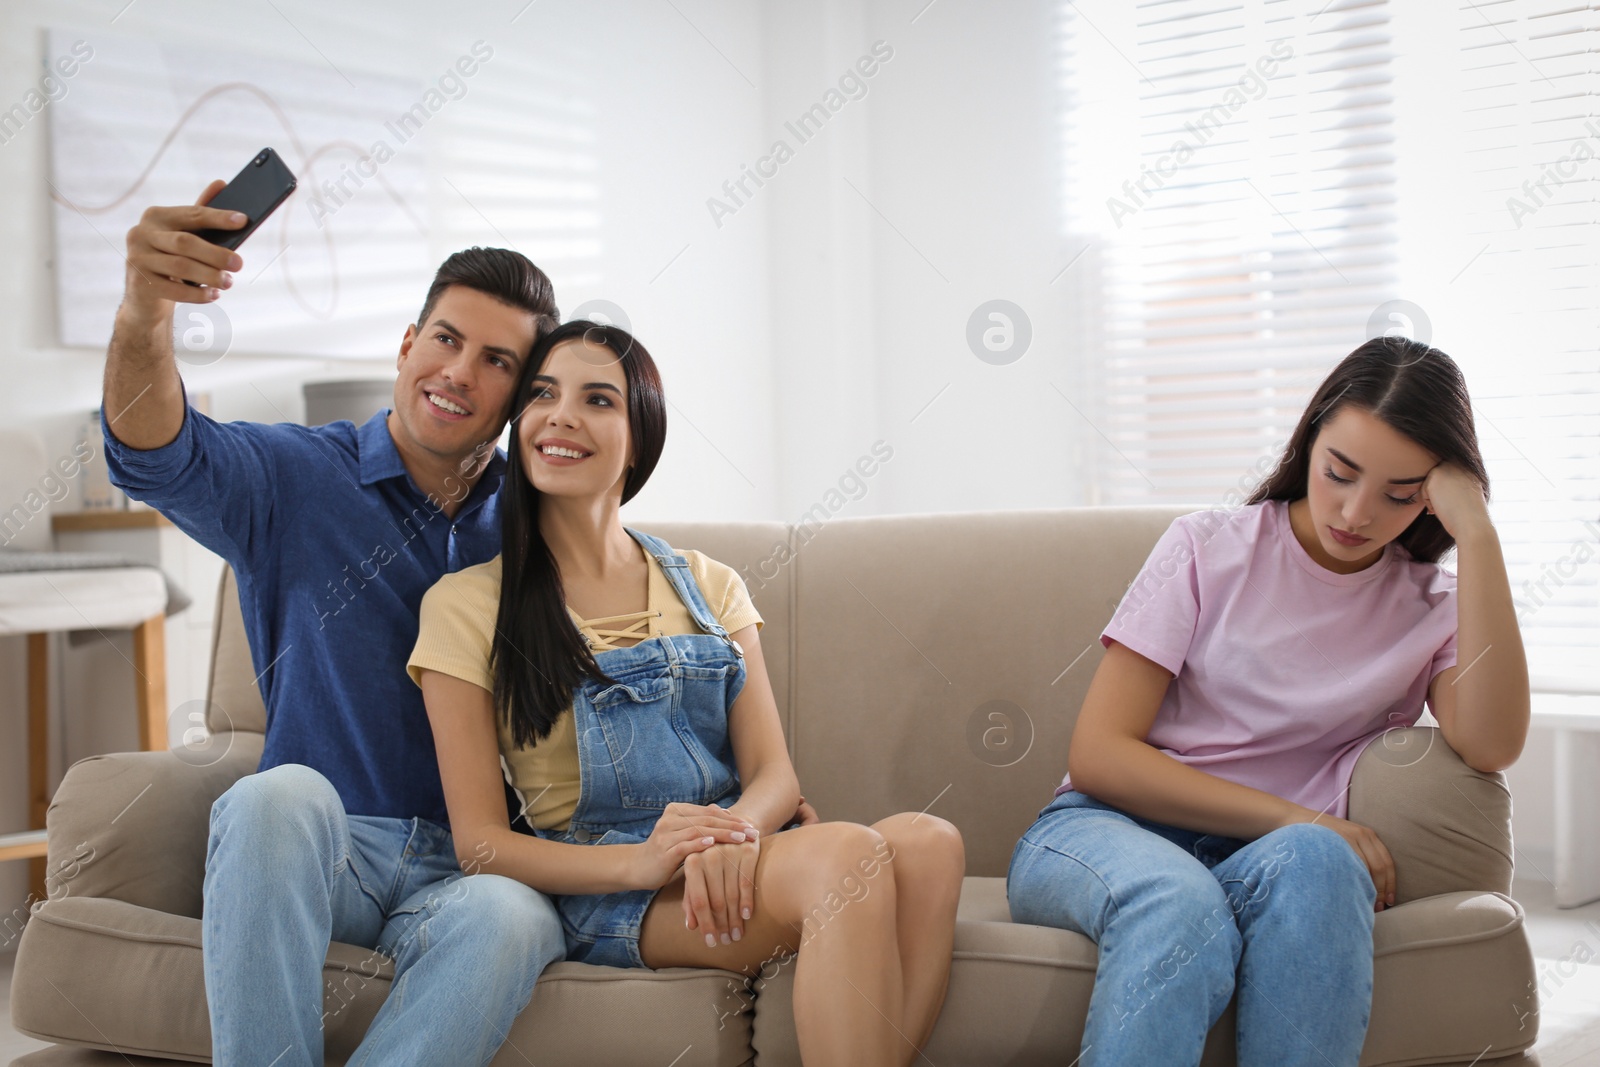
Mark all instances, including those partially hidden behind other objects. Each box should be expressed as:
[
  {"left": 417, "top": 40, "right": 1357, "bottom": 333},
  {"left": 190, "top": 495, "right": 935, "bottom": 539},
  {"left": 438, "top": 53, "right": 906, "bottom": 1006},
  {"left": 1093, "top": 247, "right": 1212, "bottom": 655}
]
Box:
[
  {"left": 1346, "top": 726, "right": 1514, "bottom": 905},
  {"left": 44, "top": 731, "right": 263, "bottom": 919}
]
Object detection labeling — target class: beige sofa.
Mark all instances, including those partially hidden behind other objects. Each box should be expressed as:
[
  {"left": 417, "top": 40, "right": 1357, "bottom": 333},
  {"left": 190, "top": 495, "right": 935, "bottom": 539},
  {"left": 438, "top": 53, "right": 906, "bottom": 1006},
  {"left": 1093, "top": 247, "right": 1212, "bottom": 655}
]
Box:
[{"left": 11, "top": 508, "right": 1540, "bottom": 1066}]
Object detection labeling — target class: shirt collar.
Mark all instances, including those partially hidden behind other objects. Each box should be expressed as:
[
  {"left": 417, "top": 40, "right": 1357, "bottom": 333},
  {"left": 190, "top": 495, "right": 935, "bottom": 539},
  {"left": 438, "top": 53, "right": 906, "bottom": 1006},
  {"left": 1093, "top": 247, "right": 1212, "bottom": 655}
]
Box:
[
  {"left": 356, "top": 408, "right": 508, "bottom": 505},
  {"left": 357, "top": 409, "right": 408, "bottom": 486}
]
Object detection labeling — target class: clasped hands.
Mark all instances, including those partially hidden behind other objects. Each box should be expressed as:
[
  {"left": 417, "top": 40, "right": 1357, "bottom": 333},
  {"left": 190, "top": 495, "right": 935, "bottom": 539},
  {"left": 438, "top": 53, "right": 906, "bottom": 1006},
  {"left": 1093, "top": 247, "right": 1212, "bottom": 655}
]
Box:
[{"left": 635, "top": 796, "right": 818, "bottom": 946}]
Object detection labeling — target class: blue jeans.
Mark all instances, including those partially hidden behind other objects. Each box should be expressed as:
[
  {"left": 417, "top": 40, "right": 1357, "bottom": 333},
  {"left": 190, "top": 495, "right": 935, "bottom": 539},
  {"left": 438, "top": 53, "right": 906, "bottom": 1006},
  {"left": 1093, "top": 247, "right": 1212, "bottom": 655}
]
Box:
[
  {"left": 1007, "top": 790, "right": 1375, "bottom": 1067},
  {"left": 202, "top": 764, "right": 565, "bottom": 1067}
]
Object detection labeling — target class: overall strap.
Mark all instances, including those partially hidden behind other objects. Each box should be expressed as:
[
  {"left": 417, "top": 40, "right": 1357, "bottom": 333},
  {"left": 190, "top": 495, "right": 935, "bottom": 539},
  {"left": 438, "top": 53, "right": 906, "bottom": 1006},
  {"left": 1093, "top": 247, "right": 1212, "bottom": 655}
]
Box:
[{"left": 625, "top": 528, "right": 729, "bottom": 639}]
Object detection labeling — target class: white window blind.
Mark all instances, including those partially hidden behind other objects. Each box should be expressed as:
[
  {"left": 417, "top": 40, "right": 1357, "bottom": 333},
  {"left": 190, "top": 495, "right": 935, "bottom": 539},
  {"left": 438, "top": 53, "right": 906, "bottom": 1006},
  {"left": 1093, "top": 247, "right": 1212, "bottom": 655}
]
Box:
[
  {"left": 1060, "top": 0, "right": 1400, "bottom": 502},
  {"left": 436, "top": 45, "right": 604, "bottom": 291},
  {"left": 1450, "top": 0, "right": 1599, "bottom": 669}
]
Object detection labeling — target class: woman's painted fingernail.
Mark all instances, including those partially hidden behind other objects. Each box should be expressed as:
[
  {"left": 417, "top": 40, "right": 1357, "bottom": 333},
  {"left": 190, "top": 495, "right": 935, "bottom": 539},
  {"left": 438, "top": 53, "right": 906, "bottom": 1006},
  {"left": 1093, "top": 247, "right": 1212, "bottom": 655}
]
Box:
[
  {"left": 705, "top": 933, "right": 717, "bottom": 948},
  {"left": 742, "top": 907, "right": 751, "bottom": 920},
  {"left": 701, "top": 836, "right": 715, "bottom": 845},
  {"left": 730, "top": 831, "right": 746, "bottom": 841},
  {"left": 732, "top": 927, "right": 742, "bottom": 941},
  {"left": 720, "top": 932, "right": 731, "bottom": 945}
]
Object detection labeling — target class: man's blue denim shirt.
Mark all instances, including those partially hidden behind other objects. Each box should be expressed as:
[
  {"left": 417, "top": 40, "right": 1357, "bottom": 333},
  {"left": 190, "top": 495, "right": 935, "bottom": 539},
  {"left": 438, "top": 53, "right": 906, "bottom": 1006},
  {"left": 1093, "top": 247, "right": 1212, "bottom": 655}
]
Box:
[{"left": 101, "top": 388, "right": 504, "bottom": 826}]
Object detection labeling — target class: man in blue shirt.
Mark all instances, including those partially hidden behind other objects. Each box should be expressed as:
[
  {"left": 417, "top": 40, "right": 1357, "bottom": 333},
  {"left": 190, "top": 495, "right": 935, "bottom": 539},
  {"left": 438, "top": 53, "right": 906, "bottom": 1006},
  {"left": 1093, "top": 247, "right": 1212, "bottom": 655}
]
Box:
[{"left": 101, "top": 180, "right": 564, "bottom": 1066}]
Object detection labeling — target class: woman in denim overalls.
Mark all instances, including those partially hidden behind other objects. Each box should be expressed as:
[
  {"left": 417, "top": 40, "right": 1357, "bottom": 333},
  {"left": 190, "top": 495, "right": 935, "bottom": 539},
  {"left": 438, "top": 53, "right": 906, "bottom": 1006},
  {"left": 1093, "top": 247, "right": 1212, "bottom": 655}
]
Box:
[{"left": 416, "top": 320, "right": 966, "bottom": 1067}]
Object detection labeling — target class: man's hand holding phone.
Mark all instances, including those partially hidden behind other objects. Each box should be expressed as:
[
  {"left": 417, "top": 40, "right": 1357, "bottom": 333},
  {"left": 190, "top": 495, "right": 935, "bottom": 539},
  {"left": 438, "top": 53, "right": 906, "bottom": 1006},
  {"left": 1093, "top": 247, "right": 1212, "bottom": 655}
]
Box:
[
  {"left": 108, "top": 149, "right": 294, "bottom": 448},
  {"left": 121, "top": 179, "right": 246, "bottom": 320}
]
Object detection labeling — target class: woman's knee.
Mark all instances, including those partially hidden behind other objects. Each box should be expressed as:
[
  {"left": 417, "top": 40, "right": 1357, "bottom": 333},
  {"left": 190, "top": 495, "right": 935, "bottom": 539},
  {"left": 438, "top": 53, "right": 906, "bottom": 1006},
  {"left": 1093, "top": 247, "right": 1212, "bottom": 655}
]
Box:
[
  {"left": 874, "top": 812, "right": 965, "bottom": 880},
  {"left": 1255, "top": 823, "right": 1376, "bottom": 907},
  {"left": 1009, "top": 817, "right": 1231, "bottom": 948},
  {"left": 769, "top": 822, "right": 897, "bottom": 914}
]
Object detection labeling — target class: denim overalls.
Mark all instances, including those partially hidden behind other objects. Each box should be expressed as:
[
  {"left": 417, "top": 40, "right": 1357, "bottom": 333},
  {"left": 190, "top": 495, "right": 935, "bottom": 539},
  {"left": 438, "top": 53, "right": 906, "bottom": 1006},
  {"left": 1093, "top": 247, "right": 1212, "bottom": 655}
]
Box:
[{"left": 537, "top": 529, "right": 748, "bottom": 968}]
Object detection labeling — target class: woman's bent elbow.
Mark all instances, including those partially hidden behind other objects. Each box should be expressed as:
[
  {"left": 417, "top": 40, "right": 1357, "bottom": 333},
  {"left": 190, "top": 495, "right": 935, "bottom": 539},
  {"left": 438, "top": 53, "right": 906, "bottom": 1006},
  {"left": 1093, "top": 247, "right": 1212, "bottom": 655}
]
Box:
[
  {"left": 454, "top": 831, "right": 502, "bottom": 876},
  {"left": 1065, "top": 745, "right": 1099, "bottom": 798}
]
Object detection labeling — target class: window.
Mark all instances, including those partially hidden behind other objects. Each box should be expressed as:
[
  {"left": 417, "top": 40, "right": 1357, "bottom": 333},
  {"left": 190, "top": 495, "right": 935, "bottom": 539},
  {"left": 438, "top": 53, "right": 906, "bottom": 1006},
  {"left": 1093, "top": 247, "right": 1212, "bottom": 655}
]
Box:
[{"left": 1058, "top": 0, "right": 1598, "bottom": 667}]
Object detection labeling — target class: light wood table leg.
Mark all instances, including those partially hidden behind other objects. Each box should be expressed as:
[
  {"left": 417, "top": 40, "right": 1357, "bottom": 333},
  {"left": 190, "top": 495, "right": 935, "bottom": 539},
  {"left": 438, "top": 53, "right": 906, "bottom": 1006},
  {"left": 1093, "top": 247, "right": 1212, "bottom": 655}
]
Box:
[
  {"left": 13, "top": 618, "right": 167, "bottom": 905},
  {"left": 133, "top": 613, "right": 167, "bottom": 752},
  {"left": 27, "top": 633, "right": 48, "bottom": 904}
]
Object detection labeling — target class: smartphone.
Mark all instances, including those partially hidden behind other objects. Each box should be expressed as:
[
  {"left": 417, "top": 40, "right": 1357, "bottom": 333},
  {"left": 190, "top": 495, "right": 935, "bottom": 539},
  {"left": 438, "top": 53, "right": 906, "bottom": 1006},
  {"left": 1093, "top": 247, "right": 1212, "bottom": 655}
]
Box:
[{"left": 191, "top": 147, "right": 297, "bottom": 251}]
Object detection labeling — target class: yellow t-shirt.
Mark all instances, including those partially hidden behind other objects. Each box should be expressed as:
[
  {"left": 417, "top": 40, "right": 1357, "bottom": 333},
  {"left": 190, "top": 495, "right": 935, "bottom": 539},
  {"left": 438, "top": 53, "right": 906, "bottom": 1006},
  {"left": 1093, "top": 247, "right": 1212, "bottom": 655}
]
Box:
[{"left": 406, "top": 547, "right": 763, "bottom": 832}]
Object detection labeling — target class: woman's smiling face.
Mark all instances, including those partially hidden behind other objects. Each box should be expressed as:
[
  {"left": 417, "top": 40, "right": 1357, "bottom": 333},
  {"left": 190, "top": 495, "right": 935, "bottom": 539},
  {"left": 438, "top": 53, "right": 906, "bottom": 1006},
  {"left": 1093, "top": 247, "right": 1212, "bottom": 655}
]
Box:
[
  {"left": 1295, "top": 405, "right": 1438, "bottom": 573},
  {"left": 517, "top": 336, "right": 632, "bottom": 501}
]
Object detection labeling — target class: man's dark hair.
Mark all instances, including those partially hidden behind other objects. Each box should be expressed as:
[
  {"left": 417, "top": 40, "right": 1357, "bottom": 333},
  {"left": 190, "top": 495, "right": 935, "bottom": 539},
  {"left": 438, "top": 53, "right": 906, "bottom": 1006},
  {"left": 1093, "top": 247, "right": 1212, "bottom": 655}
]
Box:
[{"left": 416, "top": 247, "right": 560, "bottom": 335}]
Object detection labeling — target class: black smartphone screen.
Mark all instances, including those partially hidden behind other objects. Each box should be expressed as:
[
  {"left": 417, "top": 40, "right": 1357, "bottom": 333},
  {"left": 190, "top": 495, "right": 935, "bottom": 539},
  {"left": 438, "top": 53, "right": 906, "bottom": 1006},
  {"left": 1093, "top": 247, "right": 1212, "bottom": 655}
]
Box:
[{"left": 192, "top": 148, "right": 298, "bottom": 251}]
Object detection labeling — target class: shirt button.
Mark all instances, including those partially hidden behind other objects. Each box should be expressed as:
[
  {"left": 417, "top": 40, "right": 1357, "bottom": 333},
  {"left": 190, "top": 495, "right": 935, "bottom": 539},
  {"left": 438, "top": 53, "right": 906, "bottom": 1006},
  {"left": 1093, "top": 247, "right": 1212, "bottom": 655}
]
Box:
[{"left": 573, "top": 828, "right": 592, "bottom": 843}]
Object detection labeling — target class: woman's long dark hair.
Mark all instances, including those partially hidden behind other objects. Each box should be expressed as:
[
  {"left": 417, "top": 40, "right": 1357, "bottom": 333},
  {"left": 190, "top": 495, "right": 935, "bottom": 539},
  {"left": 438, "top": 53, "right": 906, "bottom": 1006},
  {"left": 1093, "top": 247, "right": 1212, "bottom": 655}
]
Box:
[
  {"left": 1246, "top": 337, "right": 1488, "bottom": 564},
  {"left": 491, "top": 320, "right": 667, "bottom": 747}
]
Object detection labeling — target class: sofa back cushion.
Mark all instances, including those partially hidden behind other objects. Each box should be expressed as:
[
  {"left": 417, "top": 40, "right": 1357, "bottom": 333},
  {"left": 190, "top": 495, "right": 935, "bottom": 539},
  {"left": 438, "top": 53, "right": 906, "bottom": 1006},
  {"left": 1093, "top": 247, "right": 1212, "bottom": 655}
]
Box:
[{"left": 784, "top": 507, "right": 1191, "bottom": 877}]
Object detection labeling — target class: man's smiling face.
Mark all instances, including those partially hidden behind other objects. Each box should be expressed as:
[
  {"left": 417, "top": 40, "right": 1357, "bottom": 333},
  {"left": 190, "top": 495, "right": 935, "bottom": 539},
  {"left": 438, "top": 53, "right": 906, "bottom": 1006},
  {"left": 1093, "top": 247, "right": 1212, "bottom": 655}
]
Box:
[{"left": 391, "top": 284, "right": 540, "bottom": 462}]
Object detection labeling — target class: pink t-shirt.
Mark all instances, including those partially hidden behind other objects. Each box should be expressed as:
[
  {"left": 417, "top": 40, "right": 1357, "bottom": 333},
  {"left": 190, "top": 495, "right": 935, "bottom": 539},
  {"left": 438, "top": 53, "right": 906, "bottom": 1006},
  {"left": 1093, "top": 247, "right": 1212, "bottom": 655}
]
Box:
[{"left": 1058, "top": 499, "right": 1458, "bottom": 819}]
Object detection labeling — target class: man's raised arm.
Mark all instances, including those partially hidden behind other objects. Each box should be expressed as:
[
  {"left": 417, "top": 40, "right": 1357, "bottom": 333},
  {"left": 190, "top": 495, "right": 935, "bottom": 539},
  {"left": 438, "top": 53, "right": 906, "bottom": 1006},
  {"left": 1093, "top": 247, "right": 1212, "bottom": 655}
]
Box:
[{"left": 104, "top": 180, "right": 245, "bottom": 450}]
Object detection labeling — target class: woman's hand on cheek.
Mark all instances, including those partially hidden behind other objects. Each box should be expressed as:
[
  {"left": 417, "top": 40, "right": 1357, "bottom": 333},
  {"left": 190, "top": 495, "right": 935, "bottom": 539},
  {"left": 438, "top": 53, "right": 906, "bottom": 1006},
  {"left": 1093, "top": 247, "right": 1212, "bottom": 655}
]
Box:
[{"left": 1420, "top": 462, "right": 1490, "bottom": 539}]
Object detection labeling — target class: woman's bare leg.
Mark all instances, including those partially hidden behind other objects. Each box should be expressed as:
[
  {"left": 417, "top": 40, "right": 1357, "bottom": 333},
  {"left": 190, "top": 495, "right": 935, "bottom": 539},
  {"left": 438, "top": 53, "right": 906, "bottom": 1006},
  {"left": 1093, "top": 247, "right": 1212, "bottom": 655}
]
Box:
[
  {"left": 871, "top": 812, "right": 966, "bottom": 1053},
  {"left": 639, "top": 822, "right": 908, "bottom": 1066}
]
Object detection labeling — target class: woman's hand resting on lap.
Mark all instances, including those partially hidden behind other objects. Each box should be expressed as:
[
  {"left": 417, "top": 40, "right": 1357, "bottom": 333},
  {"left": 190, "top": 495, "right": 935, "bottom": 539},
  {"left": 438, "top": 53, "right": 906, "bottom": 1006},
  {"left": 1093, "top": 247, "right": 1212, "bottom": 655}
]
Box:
[
  {"left": 682, "top": 834, "right": 761, "bottom": 946},
  {"left": 633, "top": 802, "right": 757, "bottom": 889},
  {"left": 1308, "top": 814, "right": 1397, "bottom": 911},
  {"left": 633, "top": 794, "right": 814, "bottom": 945}
]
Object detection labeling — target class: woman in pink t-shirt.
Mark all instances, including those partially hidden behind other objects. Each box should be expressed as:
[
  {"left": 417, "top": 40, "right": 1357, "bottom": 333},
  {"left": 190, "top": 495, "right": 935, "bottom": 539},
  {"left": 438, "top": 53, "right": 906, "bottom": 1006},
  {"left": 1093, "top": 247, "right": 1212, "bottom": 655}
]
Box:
[{"left": 1007, "top": 337, "right": 1529, "bottom": 1067}]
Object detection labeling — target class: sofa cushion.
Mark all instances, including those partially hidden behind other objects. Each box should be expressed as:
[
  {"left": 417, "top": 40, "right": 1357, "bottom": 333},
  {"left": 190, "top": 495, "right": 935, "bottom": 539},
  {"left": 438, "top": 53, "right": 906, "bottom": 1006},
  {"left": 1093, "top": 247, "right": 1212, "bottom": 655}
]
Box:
[
  {"left": 44, "top": 733, "right": 265, "bottom": 920},
  {"left": 1347, "top": 727, "right": 1516, "bottom": 903},
  {"left": 11, "top": 896, "right": 758, "bottom": 1067},
  {"left": 747, "top": 879, "right": 1537, "bottom": 1067},
  {"left": 783, "top": 507, "right": 1194, "bottom": 877}
]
